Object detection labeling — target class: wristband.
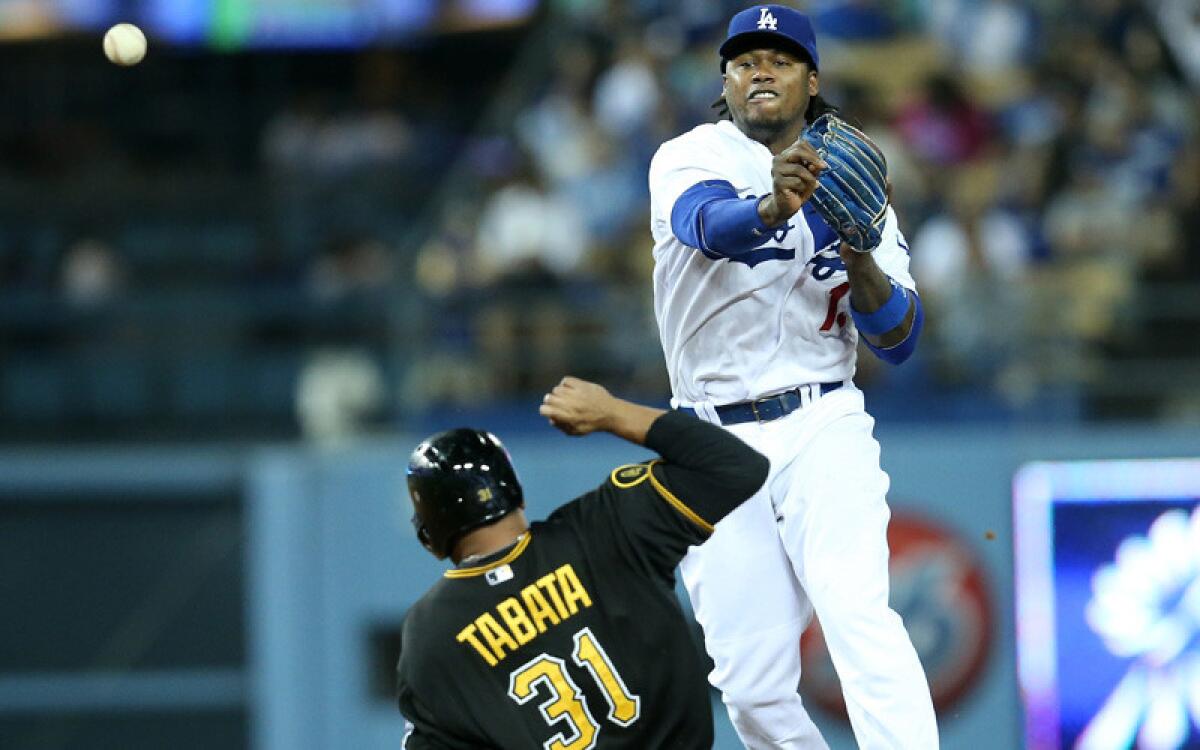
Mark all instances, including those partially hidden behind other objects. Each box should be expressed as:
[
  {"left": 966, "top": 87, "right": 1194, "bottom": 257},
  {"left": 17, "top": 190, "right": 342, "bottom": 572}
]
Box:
[
  {"left": 864, "top": 293, "right": 923, "bottom": 365},
  {"left": 851, "top": 282, "right": 909, "bottom": 335}
]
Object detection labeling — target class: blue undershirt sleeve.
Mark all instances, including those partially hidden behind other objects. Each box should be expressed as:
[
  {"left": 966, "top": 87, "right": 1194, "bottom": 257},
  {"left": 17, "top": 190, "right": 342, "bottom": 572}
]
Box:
[
  {"left": 670, "top": 180, "right": 778, "bottom": 257},
  {"left": 863, "top": 290, "right": 924, "bottom": 365}
]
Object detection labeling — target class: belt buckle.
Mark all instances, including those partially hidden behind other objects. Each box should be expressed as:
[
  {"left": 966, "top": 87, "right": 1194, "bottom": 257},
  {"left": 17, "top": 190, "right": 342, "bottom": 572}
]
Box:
[{"left": 750, "top": 396, "right": 771, "bottom": 423}]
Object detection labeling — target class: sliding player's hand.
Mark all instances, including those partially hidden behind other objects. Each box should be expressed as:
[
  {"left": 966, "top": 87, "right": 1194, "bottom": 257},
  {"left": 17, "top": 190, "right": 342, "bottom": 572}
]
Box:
[{"left": 539, "top": 377, "right": 617, "bottom": 436}]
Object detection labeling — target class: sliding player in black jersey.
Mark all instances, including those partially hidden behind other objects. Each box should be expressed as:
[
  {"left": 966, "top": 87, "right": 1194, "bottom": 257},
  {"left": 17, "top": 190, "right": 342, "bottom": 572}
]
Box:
[{"left": 397, "top": 376, "right": 769, "bottom": 749}]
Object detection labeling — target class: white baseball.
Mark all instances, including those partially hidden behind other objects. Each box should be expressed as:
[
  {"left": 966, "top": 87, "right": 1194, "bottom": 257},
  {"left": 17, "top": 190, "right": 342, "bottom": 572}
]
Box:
[{"left": 103, "top": 23, "right": 147, "bottom": 67}]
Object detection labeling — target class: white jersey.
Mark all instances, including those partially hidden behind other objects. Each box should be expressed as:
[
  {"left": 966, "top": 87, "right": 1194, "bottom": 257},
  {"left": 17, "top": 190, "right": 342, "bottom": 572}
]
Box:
[{"left": 649, "top": 119, "right": 916, "bottom": 407}]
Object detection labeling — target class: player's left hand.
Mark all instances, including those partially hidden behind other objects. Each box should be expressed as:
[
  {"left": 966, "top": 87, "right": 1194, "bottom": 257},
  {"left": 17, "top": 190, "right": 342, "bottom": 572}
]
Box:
[{"left": 539, "top": 376, "right": 617, "bottom": 436}]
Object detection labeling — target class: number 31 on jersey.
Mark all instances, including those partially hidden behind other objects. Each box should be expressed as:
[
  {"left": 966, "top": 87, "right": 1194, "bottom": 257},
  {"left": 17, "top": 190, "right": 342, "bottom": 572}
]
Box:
[{"left": 508, "top": 627, "right": 641, "bottom": 750}]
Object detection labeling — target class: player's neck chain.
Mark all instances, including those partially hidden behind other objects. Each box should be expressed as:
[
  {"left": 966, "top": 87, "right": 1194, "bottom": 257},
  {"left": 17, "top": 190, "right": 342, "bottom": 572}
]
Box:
[{"left": 457, "top": 533, "right": 528, "bottom": 568}]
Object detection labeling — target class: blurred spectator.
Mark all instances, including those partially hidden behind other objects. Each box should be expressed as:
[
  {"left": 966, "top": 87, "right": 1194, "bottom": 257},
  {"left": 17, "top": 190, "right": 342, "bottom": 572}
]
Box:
[
  {"left": 309, "top": 236, "right": 396, "bottom": 304},
  {"left": 305, "top": 235, "right": 397, "bottom": 357},
  {"left": 911, "top": 163, "right": 1033, "bottom": 388},
  {"left": 1040, "top": 158, "right": 1137, "bottom": 345},
  {"left": 811, "top": 0, "right": 898, "bottom": 41},
  {"left": 894, "top": 72, "right": 993, "bottom": 167},
  {"left": 262, "top": 95, "right": 411, "bottom": 177},
  {"left": 1167, "top": 132, "right": 1200, "bottom": 282},
  {"left": 55, "top": 236, "right": 138, "bottom": 383},
  {"left": 414, "top": 199, "right": 480, "bottom": 301},
  {"left": 661, "top": 28, "right": 726, "bottom": 128},
  {"left": 472, "top": 164, "right": 589, "bottom": 285},
  {"left": 516, "top": 38, "right": 599, "bottom": 188},
  {"left": 58, "top": 237, "right": 125, "bottom": 309},
  {"left": 1151, "top": 0, "right": 1200, "bottom": 88},
  {"left": 295, "top": 348, "right": 387, "bottom": 444},
  {"left": 592, "top": 34, "right": 660, "bottom": 140},
  {"left": 949, "top": 0, "right": 1036, "bottom": 75},
  {"left": 993, "top": 66, "right": 1067, "bottom": 152},
  {"left": 1034, "top": 70, "right": 1089, "bottom": 201},
  {"left": 1083, "top": 0, "right": 1151, "bottom": 52},
  {"left": 563, "top": 125, "right": 648, "bottom": 247},
  {"left": 261, "top": 93, "right": 327, "bottom": 173},
  {"left": 471, "top": 157, "right": 593, "bottom": 394},
  {"left": 408, "top": 196, "right": 497, "bottom": 407},
  {"left": 912, "top": 164, "right": 1033, "bottom": 293}
]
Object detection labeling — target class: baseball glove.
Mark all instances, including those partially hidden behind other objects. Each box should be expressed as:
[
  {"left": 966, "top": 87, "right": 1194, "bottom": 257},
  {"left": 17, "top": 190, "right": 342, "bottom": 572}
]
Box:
[{"left": 799, "top": 113, "right": 890, "bottom": 253}]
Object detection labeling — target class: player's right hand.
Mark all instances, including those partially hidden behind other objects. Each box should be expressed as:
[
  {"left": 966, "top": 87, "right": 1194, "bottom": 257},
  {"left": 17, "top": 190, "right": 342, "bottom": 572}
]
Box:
[
  {"left": 759, "top": 141, "right": 827, "bottom": 226},
  {"left": 539, "top": 376, "right": 616, "bottom": 436}
]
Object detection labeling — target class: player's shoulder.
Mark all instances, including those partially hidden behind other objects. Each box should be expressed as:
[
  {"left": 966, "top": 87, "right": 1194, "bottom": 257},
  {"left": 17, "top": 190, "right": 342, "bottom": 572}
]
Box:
[
  {"left": 652, "top": 121, "right": 743, "bottom": 166},
  {"left": 400, "top": 588, "right": 440, "bottom": 640},
  {"left": 399, "top": 580, "right": 484, "bottom": 672},
  {"left": 403, "top": 576, "right": 472, "bottom": 636},
  {"left": 658, "top": 121, "right": 729, "bottom": 149},
  {"left": 544, "top": 461, "right": 657, "bottom": 525}
]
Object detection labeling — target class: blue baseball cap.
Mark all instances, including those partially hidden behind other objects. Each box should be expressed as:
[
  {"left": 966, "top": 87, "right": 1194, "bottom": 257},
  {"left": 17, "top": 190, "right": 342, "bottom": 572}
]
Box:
[{"left": 719, "top": 5, "right": 819, "bottom": 71}]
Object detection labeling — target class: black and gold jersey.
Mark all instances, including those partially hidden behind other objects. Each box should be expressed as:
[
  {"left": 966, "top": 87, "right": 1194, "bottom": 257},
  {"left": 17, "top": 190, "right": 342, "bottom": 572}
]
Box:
[{"left": 397, "top": 411, "right": 768, "bottom": 750}]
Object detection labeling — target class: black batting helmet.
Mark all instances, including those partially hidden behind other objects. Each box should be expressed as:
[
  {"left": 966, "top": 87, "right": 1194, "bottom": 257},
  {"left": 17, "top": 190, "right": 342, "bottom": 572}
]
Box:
[{"left": 406, "top": 428, "right": 524, "bottom": 559}]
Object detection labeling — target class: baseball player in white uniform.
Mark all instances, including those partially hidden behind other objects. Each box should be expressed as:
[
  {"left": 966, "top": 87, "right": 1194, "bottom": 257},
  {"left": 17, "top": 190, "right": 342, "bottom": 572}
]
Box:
[{"left": 648, "top": 5, "right": 938, "bottom": 749}]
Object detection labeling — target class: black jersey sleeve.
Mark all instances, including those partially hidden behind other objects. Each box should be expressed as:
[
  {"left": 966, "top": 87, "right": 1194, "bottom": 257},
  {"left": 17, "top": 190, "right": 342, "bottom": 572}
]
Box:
[
  {"left": 560, "top": 411, "right": 768, "bottom": 582},
  {"left": 644, "top": 410, "right": 768, "bottom": 527}
]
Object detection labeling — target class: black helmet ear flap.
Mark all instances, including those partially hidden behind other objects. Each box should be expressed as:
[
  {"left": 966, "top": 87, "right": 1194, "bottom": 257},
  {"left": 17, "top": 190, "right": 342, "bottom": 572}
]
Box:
[
  {"left": 406, "top": 428, "right": 524, "bottom": 559},
  {"left": 414, "top": 520, "right": 439, "bottom": 558}
]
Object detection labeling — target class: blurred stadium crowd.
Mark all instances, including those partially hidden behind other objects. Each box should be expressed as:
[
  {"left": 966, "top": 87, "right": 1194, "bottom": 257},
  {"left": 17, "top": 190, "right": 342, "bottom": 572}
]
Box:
[{"left": 1, "top": 0, "right": 1198, "bottom": 442}]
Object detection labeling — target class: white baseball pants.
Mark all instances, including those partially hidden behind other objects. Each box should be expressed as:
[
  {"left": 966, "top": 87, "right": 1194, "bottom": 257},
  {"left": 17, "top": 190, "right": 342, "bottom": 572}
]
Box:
[{"left": 679, "top": 386, "right": 938, "bottom": 749}]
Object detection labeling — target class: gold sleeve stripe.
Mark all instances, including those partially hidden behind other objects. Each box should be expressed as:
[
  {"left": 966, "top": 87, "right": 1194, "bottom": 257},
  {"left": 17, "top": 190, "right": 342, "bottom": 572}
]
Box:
[
  {"left": 444, "top": 533, "right": 533, "bottom": 579},
  {"left": 645, "top": 460, "right": 715, "bottom": 535}
]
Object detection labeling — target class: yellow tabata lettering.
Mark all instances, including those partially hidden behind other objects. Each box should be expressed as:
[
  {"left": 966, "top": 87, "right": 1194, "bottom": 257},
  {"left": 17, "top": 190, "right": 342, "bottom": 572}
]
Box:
[
  {"left": 456, "top": 623, "right": 496, "bottom": 667},
  {"left": 556, "top": 564, "right": 593, "bottom": 615},
  {"left": 521, "top": 584, "right": 562, "bottom": 632},
  {"left": 496, "top": 597, "right": 538, "bottom": 646},
  {"left": 476, "top": 613, "right": 518, "bottom": 664}
]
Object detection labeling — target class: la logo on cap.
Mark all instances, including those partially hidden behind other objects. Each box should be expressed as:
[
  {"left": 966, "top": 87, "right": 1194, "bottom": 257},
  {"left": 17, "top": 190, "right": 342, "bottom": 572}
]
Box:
[{"left": 757, "top": 7, "right": 778, "bottom": 30}]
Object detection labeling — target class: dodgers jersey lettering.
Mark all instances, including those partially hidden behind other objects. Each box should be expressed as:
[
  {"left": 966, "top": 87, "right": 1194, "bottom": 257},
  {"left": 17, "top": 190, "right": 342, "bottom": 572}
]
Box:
[{"left": 649, "top": 119, "right": 916, "bottom": 407}]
